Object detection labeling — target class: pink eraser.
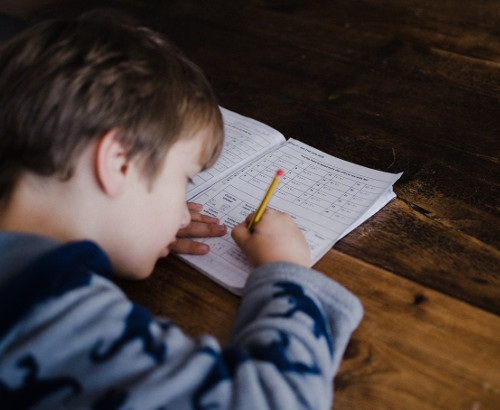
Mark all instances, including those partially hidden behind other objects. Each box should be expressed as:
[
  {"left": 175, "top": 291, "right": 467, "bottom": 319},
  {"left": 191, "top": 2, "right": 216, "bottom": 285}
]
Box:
[{"left": 276, "top": 169, "right": 284, "bottom": 177}]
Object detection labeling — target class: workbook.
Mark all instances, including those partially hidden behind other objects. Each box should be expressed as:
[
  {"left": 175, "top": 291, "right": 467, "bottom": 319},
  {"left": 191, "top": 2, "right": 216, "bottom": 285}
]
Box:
[{"left": 181, "top": 107, "right": 403, "bottom": 294}]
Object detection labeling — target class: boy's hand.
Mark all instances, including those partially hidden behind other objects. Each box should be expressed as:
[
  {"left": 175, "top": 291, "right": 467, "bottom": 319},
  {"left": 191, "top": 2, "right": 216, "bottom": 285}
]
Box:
[
  {"left": 231, "top": 209, "right": 310, "bottom": 268},
  {"left": 170, "top": 203, "right": 227, "bottom": 255}
]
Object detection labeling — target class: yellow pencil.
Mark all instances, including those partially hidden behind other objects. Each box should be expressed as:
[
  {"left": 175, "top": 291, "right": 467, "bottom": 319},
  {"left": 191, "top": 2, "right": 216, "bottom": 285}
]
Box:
[{"left": 247, "top": 169, "right": 284, "bottom": 231}]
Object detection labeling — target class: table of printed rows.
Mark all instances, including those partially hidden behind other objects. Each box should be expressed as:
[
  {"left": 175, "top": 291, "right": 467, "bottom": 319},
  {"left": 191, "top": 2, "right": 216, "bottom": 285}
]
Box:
[{"left": 202, "top": 148, "right": 387, "bottom": 231}]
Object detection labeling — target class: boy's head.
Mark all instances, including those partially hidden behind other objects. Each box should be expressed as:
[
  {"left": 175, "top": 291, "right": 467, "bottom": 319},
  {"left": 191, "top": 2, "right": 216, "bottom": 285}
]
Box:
[
  {"left": 0, "top": 11, "right": 223, "bottom": 207},
  {"left": 0, "top": 11, "right": 224, "bottom": 278}
]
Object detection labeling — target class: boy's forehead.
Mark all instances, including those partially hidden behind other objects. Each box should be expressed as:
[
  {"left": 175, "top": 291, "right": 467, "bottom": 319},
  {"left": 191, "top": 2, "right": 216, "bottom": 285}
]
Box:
[
  {"left": 187, "top": 125, "right": 223, "bottom": 169},
  {"left": 173, "top": 129, "right": 211, "bottom": 165}
]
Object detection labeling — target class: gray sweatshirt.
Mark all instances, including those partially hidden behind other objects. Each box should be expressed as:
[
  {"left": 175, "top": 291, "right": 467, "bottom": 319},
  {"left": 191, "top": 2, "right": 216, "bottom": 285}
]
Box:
[{"left": 0, "top": 232, "right": 363, "bottom": 409}]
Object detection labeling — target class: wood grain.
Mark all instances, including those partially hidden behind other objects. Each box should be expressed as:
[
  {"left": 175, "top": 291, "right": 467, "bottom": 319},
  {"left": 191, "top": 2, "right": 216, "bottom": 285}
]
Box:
[{"left": 317, "top": 250, "right": 500, "bottom": 410}]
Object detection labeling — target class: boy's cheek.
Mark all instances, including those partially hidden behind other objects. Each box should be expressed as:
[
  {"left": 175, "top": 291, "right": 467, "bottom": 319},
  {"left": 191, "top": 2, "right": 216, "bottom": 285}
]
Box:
[
  {"left": 179, "top": 203, "right": 192, "bottom": 229},
  {"left": 108, "top": 245, "right": 158, "bottom": 280}
]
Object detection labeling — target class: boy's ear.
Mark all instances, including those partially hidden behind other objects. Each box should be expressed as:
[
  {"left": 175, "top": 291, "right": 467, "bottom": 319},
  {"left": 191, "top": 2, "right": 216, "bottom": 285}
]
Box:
[{"left": 95, "top": 129, "right": 130, "bottom": 197}]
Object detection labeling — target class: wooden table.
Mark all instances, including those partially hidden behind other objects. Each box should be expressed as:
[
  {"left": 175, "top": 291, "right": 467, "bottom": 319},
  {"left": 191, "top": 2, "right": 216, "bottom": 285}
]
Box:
[{"left": 6, "top": 1, "right": 500, "bottom": 408}]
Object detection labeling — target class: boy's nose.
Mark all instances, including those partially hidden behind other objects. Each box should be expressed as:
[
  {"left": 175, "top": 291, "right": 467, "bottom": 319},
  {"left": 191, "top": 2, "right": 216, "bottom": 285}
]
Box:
[{"left": 179, "top": 204, "right": 191, "bottom": 229}]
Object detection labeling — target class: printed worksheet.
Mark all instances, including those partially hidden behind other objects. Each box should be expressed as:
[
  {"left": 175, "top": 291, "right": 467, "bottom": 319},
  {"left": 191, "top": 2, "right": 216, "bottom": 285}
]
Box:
[
  {"left": 181, "top": 137, "right": 402, "bottom": 294},
  {"left": 187, "top": 108, "right": 285, "bottom": 198}
]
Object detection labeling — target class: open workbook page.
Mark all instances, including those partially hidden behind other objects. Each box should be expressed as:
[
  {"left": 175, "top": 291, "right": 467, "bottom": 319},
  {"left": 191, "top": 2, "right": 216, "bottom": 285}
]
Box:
[
  {"left": 181, "top": 111, "right": 402, "bottom": 294},
  {"left": 187, "top": 108, "right": 285, "bottom": 198}
]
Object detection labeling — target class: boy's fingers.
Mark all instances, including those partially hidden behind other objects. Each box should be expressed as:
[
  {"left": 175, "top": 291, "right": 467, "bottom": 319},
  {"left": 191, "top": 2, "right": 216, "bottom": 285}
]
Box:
[
  {"left": 187, "top": 202, "right": 203, "bottom": 212},
  {"left": 177, "top": 221, "right": 227, "bottom": 238},
  {"left": 170, "top": 238, "right": 209, "bottom": 255},
  {"left": 189, "top": 213, "right": 220, "bottom": 224},
  {"left": 231, "top": 222, "right": 251, "bottom": 245}
]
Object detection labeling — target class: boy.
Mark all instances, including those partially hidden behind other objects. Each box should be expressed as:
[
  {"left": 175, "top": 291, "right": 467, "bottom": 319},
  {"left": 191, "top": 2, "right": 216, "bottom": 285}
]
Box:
[{"left": 0, "top": 12, "right": 363, "bottom": 410}]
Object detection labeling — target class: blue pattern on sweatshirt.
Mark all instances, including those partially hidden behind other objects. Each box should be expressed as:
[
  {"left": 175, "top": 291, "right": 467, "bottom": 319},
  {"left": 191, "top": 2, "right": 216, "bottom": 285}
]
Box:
[
  {"left": 192, "top": 347, "right": 248, "bottom": 410},
  {"left": 0, "top": 235, "right": 363, "bottom": 410},
  {"left": 91, "top": 304, "right": 169, "bottom": 364},
  {"left": 92, "top": 388, "right": 128, "bottom": 410},
  {"left": 193, "top": 329, "right": 321, "bottom": 409},
  {"left": 271, "top": 281, "right": 333, "bottom": 355},
  {"left": 0, "top": 241, "right": 110, "bottom": 338},
  {"left": 0, "top": 354, "right": 81, "bottom": 408}
]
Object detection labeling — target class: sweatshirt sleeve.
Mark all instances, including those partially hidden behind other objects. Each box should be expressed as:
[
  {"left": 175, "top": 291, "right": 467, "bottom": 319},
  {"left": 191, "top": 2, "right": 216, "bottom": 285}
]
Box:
[
  {"left": 0, "top": 245, "right": 362, "bottom": 410},
  {"left": 82, "top": 262, "right": 361, "bottom": 410},
  {"left": 225, "top": 262, "right": 364, "bottom": 409}
]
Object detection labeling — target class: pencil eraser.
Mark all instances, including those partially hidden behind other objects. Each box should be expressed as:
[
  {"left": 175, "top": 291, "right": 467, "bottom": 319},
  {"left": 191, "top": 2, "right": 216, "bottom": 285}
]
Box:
[{"left": 276, "top": 169, "right": 284, "bottom": 177}]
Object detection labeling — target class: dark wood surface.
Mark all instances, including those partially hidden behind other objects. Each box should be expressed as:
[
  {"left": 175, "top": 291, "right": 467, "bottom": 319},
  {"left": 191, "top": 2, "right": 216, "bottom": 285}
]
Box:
[{"left": 3, "top": 1, "right": 499, "bottom": 408}]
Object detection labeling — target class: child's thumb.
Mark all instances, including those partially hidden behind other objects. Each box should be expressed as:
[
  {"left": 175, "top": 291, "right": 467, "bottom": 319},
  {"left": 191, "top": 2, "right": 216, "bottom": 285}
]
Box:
[{"left": 231, "top": 221, "right": 251, "bottom": 246}]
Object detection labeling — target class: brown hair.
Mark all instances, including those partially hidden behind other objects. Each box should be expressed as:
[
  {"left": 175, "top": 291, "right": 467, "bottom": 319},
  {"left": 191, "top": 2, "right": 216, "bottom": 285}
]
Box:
[{"left": 0, "top": 11, "right": 223, "bottom": 204}]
